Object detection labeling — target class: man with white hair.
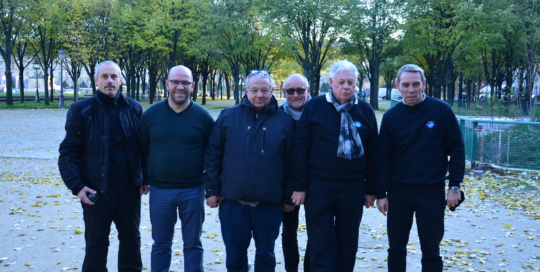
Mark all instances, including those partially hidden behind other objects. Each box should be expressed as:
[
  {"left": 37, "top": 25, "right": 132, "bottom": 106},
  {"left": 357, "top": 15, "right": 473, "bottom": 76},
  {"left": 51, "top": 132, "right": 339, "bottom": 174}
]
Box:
[
  {"left": 204, "top": 70, "right": 296, "bottom": 272},
  {"left": 59, "top": 60, "right": 148, "bottom": 271},
  {"left": 375, "top": 64, "right": 464, "bottom": 271},
  {"left": 279, "top": 74, "right": 311, "bottom": 272},
  {"left": 291, "top": 60, "right": 379, "bottom": 272}
]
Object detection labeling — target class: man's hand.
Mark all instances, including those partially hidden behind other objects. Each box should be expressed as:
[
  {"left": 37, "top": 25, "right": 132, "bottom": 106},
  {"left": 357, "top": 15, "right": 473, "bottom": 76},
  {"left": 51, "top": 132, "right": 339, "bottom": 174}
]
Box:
[
  {"left": 447, "top": 190, "right": 461, "bottom": 208},
  {"left": 139, "top": 185, "right": 150, "bottom": 196},
  {"left": 364, "top": 195, "right": 376, "bottom": 208},
  {"left": 291, "top": 191, "right": 306, "bottom": 205},
  {"left": 206, "top": 196, "right": 222, "bottom": 208},
  {"left": 283, "top": 204, "right": 295, "bottom": 212},
  {"left": 77, "top": 186, "right": 97, "bottom": 205},
  {"left": 376, "top": 198, "right": 389, "bottom": 216}
]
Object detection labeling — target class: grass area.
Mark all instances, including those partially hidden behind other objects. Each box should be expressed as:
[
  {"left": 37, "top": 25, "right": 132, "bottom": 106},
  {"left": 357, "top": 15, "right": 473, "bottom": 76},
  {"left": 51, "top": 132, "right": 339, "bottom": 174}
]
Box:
[
  {"left": 0, "top": 100, "right": 76, "bottom": 109},
  {"left": 139, "top": 96, "right": 287, "bottom": 111}
]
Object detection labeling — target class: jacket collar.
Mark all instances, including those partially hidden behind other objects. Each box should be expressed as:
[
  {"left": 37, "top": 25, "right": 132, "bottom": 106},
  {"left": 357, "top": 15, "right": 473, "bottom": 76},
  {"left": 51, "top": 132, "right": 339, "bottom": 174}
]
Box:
[{"left": 241, "top": 95, "right": 278, "bottom": 115}]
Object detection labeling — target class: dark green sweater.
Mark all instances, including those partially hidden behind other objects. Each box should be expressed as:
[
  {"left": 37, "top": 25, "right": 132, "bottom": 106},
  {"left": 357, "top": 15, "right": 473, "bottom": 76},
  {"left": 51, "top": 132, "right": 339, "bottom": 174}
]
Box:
[{"left": 139, "top": 99, "right": 215, "bottom": 188}]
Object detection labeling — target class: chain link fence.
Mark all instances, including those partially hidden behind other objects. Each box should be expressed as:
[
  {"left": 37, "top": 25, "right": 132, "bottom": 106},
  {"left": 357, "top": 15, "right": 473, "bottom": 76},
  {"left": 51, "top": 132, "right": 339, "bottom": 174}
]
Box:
[{"left": 458, "top": 116, "right": 540, "bottom": 170}]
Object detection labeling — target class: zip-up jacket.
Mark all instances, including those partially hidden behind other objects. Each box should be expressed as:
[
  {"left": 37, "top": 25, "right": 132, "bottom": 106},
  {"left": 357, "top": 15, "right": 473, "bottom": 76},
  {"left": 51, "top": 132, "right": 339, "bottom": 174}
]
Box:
[
  {"left": 203, "top": 96, "right": 296, "bottom": 205},
  {"left": 58, "top": 91, "right": 149, "bottom": 196}
]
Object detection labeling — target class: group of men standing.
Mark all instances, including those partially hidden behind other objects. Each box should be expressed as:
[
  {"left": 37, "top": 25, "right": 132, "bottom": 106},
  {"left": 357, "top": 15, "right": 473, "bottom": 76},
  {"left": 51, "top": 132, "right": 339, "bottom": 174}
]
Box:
[{"left": 58, "top": 59, "right": 464, "bottom": 272}]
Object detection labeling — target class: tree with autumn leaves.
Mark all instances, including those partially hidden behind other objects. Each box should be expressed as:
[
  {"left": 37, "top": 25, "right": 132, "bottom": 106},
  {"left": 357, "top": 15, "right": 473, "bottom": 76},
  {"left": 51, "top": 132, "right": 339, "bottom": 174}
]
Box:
[{"left": 1, "top": 0, "right": 540, "bottom": 109}]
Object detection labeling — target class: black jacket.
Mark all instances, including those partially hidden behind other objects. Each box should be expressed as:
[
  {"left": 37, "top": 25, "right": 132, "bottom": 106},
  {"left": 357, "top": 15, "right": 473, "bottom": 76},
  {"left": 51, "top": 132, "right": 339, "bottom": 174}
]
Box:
[
  {"left": 58, "top": 91, "right": 149, "bottom": 196},
  {"left": 203, "top": 96, "right": 296, "bottom": 204}
]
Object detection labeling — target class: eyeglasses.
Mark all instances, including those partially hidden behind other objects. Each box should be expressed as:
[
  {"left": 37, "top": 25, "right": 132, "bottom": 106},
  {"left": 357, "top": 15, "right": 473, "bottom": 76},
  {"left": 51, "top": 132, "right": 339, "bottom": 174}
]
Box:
[
  {"left": 250, "top": 70, "right": 269, "bottom": 76},
  {"left": 168, "top": 80, "right": 192, "bottom": 88},
  {"left": 285, "top": 88, "right": 307, "bottom": 95}
]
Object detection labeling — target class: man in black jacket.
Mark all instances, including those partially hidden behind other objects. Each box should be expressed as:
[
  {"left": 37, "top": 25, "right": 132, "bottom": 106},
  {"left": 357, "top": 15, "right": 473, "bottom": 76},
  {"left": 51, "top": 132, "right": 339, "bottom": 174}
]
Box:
[
  {"left": 279, "top": 74, "right": 311, "bottom": 272},
  {"left": 204, "top": 70, "right": 296, "bottom": 272},
  {"left": 375, "top": 64, "right": 464, "bottom": 271},
  {"left": 58, "top": 60, "right": 149, "bottom": 272},
  {"left": 291, "top": 60, "right": 378, "bottom": 272}
]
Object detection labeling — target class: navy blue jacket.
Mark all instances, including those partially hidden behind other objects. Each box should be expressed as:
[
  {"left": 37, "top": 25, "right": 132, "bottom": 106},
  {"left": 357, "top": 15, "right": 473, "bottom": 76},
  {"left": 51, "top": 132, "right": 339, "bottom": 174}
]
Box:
[
  {"left": 203, "top": 96, "right": 296, "bottom": 204},
  {"left": 58, "top": 91, "right": 149, "bottom": 196}
]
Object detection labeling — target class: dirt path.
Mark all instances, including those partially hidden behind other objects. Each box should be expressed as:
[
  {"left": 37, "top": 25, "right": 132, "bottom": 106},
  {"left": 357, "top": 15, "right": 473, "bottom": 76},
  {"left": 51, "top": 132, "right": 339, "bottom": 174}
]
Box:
[{"left": 0, "top": 109, "right": 539, "bottom": 272}]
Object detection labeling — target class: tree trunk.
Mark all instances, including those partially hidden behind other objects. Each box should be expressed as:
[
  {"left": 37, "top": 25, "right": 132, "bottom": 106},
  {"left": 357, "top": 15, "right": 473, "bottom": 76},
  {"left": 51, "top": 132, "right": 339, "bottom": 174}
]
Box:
[
  {"left": 42, "top": 68, "right": 50, "bottom": 106},
  {"left": 19, "top": 67, "right": 25, "bottom": 103},
  {"left": 369, "top": 64, "right": 379, "bottom": 110},
  {"left": 225, "top": 73, "right": 231, "bottom": 100},
  {"left": 233, "top": 72, "right": 240, "bottom": 105},
  {"left": 218, "top": 72, "right": 223, "bottom": 100},
  {"left": 49, "top": 66, "right": 55, "bottom": 101},
  {"left": 201, "top": 70, "right": 208, "bottom": 105}
]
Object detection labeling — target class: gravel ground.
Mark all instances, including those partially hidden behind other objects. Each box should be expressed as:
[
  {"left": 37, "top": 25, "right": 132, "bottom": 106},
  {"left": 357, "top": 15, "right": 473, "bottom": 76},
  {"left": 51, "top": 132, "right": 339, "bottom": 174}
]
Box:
[{"left": 0, "top": 108, "right": 539, "bottom": 272}]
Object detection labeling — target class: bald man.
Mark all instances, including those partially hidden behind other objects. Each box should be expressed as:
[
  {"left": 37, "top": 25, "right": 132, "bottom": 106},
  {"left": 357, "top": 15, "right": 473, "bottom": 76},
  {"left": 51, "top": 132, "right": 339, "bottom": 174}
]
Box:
[{"left": 139, "top": 65, "right": 215, "bottom": 272}]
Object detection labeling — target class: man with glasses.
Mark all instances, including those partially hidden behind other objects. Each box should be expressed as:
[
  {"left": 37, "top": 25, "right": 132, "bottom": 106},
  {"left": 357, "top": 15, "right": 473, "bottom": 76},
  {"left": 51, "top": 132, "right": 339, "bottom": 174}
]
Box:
[
  {"left": 139, "top": 65, "right": 215, "bottom": 272},
  {"left": 279, "top": 74, "right": 311, "bottom": 272},
  {"left": 292, "top": 60, "right": 379, "bottom": 272},
  {"left": 204, "top": 70, "right": 296, "bottom": 272}
]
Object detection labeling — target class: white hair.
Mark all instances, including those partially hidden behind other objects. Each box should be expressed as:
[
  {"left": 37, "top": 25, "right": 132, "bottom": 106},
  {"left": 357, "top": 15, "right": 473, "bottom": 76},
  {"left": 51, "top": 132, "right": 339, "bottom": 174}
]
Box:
[
  {"left": 94, "top": 61, "right": 122, "bottom": 78},
  {"left": 283, "top": 74, "right": 309, "bottom": 89},
  {"left": 245, "top": 73, "right": 273, "bottom": 90},
  {"left": 396, "top": 64, "right": 426, "bottom": 83},
  {"left": 330, "top": 60, "right": 359, "bottom": 80}
]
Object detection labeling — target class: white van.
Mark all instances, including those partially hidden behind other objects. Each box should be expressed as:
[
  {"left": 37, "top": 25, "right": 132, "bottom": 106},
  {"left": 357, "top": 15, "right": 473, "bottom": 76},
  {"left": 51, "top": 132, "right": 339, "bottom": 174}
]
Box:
[{"left": 379, "top": 88, "right": 401, "bottom": 99}]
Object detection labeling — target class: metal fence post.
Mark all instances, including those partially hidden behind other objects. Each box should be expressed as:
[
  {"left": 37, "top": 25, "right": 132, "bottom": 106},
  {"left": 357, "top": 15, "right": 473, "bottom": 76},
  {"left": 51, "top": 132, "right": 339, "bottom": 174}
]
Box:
[{"left": 472, "top": 121, "right": 478, "bottom": 163}]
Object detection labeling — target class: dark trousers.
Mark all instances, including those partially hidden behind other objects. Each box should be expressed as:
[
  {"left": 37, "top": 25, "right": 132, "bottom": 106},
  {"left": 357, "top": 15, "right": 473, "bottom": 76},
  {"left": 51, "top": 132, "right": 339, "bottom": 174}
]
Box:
[
  {"left": 281, "top": 205, "right": 310, "bottom": 272},
  {"left": 219, "top": 200, "right": 282, "bottom": 272},
  {"left": 305, "top": 180, "right": 364, "bottom": 272},
  {"left": 81, "top": 184, "right": 142, "bottom": 272},
  {"left": 387, "top": 182, "right": 446, "bottom": 272}
]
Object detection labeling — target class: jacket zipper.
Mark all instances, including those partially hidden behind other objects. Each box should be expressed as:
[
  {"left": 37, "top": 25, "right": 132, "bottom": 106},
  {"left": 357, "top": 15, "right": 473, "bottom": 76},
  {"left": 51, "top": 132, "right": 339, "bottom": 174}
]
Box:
[{"left": 261, "top": 127, "right": 266, "bottom": 155}]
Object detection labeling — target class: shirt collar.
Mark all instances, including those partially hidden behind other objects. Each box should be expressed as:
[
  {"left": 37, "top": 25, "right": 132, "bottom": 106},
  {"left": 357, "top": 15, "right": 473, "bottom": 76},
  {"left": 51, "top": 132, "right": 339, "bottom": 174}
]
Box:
[
  {"left": 326, "top": 91, "right": 358, "bottom": 104},
  {"left": 402, "top": 93, "right": 426, "bottom": 106}
]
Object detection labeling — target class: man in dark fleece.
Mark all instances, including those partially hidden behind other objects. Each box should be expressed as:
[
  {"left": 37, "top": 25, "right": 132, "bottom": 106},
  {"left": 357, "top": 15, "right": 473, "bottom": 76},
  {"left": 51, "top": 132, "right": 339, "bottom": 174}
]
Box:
[
  {"left": 291, "top": 60, "right": 378, "bottom": 272},
  {"left": 139, "top": 65, "right": 214, "bottom": 272},
  {"left": 375, "top": 64, "right": 465, "bottom": 272},
  {"left": 204, "top": 70, "right": 296, "bottom": 272}
]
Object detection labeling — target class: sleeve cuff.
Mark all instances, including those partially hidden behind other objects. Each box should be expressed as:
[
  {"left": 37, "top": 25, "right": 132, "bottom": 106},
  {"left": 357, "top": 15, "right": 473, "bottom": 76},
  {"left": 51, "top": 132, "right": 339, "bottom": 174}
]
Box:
[
  {"left": 205, "top": 188, "right": 220, "bottom": 198},
  {"left": 364, "top": 187, "right": 375, "bottom": 195},
  {"left": 72, "top": 183, "right": 86, "bottom": 197},
  {"left": 376, "top": 192, "right": 387, "bottom": 199},
  {"left": 448, "top": 181, "right": 461, "bottom": 189},
  {"left": 282, "top": 196, "right": 294, "bottom": 206},
  {"left": 294, "top": 184, "right": 307, "bottom": 192}
]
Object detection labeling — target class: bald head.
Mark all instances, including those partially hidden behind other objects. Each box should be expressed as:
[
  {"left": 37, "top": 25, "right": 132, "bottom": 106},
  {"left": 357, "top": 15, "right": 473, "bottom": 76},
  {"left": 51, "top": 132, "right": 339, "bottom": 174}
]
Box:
[{"left": 168, "top": 65, "right": 193, "bottom": 81}]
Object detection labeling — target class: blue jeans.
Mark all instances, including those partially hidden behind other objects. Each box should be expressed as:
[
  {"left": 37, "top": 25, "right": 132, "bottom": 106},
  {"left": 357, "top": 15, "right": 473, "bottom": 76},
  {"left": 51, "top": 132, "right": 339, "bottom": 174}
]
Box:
[
  {"left": 150, "top": 185, "right": 205, "bottom": 272},
  {"left": 219, "top": 200, "right": 282, "bottom": 272}
]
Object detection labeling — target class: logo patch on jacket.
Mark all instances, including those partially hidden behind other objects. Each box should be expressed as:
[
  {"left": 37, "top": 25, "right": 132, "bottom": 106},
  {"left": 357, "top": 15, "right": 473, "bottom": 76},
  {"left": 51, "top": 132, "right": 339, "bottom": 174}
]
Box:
[
  {"left": 426, "top": 121, "right": 435, "bottom": 129},
  {"left": 354, "top": 121, "right": 362, "bottom": 128}
]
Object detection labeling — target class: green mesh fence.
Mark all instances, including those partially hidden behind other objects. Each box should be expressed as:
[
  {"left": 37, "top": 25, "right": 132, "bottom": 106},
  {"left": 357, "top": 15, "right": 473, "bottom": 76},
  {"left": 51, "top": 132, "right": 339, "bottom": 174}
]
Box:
[
  {"left": 457, "top": 116, "right": 540, "bottom": 170},
  {"left": 389, "top": 99, "right": 540, "bottom": 169},
  {"left": 444, "top": 100, "right": 540, "bottom": 121}
]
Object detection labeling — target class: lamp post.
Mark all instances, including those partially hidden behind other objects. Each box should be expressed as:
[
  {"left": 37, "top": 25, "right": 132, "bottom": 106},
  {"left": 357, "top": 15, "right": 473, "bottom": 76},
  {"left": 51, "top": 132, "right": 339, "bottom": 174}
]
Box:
[
  {"left": 33, "top": 61, "right": 40, "bottom": 102},
  {"left": 58, "top": 49, "right": 65, "bottom": 107}
]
